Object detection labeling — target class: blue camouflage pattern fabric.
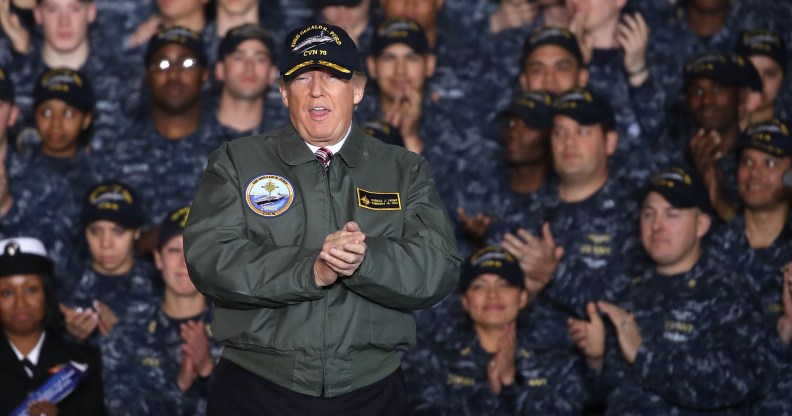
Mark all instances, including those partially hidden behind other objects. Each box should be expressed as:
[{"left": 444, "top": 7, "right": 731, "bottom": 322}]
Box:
[
  {"left": 92, "top": 0, "right": 157, "bottom": 62},
  {"left": 599, "top": 253, "right": 767, "bottom": 415},
  {"left": 1, "top": 149, "right": 79, "bottom": 291},
  {"left": 710, "top": 214, "right": 792, "bottom": 415},
  {"left": 101, "top": 304, "right": 222, "bottom": 416},
  {"left": 525, "top": 177, "right": 644, "bottom": 349},
  {"left": 98, "top": 113, "right": 222, "bottom": 227},
  {"left": 65, "top": 260, "right": 161, "bottom": 336},
  {"left": 403, "top": 318, "right": 588, "bottom": 416}
]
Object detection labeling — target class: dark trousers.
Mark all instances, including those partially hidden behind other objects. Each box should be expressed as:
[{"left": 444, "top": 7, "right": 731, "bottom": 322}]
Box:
[{"left": 207, "top": 358, "right": 408, "bottom": 416}]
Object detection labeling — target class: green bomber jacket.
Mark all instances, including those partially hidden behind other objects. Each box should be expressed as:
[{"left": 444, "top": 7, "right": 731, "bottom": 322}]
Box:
[{"left": 184, "top": 123, "right": 461, "bottom": 397}]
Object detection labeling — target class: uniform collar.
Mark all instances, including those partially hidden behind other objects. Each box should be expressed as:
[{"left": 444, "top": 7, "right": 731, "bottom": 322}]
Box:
[{"left": 278, "top": 122, "right": 365, "bottom": 168}]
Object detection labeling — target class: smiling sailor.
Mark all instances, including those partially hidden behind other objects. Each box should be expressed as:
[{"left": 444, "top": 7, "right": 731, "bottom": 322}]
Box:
[{"left": 183, "top": 22, "right": 461, "bottom": 416}]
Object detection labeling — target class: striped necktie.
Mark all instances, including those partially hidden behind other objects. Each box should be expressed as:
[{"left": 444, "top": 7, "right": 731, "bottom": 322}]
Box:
[
  {"left": 21, "top": 358, "right": 34, "bottom": 378},
  {"left": 315, "top": 147, "right": 333, "bottom": 171}
]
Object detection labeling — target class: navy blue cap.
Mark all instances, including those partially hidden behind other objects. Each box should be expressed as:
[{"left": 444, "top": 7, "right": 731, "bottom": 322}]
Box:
[
  {"left": 218, "top": 24, "right": 276, "bottom": 62},
  {"left": 158, "top": 206, "right": 190, "bottom": 248},
  {"left": 313, "top": 0, "right": 362, "bottom": 7},
  {"left": 280, "top": 22, "right": 361, "bottom": 82},
  {"left": 735, "top": 28, "right": 787, "bottom": 74},
  {"left": 146, "top": 27, "right": 207, "bottom": 67},
  {"left": 498, "top": 91, "right": 554, "bottom": 131},
  {"left": 553, "top": 87, "right": 615, "bottom": 131},
  {"left": 34, "top": 68, "right": 94, "bottom": 113},
  {"left": 522, "top": 27, "right": 584, "bottom": 66},
  {"left": 459, "top": 246, "right": 524, "bottom": 293},
  {"left": 735, "top": 118, "right": 792, "bottom": 157},
  {"left": 640, "top": 167, "right": 711, "bottom": 212},
  {"left": 370, "top": 18, "right": 430, "bottom": 56},
  {"left": 361, "top": 119, "right": 404, "bottom": 147},
  {"left": 81, "top": 182, "right": 146, "bottom": 229},
  {"left": 684, "top": 52, "right": 762, "bottom": 92},
  {"left": 0, "top": 65, "right": 14, "bottom": 103}
]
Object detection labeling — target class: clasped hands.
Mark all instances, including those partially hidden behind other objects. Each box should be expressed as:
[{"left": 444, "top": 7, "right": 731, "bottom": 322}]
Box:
[{"left": 314, "top": 221, "right": 367, "bottom": 287}]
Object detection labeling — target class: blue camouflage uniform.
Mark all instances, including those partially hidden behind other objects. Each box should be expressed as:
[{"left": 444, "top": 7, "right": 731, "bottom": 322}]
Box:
[
  {"left": 525, "top": 177, "right": 644, "bottom": 349},
  {"left": 403, "top": 318, "right": 588, "bottom": 416},
  {"left": 101, "top": 304, "right": 223, "bottom": 416},
  {"left": 98, "top": 113, "right": 222, "bottom": 228},
  {"left": 65, "top": 260, "right": 161, "bottom": 327},
  {"left": 92, "top": 0, "right": 157, "bottom": 63},
  {"left": 599, "top": 253, "right": 767, "bottom": 415},
  {"left": 711, "top": 214, "right": 792, "bottom": 415},
  {"left": 1, "top": 149, "right": 79, "bottom": 291}
]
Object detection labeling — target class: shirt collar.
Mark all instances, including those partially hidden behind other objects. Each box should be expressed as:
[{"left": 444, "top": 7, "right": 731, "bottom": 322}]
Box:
[
  {"left": 9, "top": 331, "right": 46, "bottom": 366},
  {"left": 304, "top": 122, "right": 352, "bottom": 155}
]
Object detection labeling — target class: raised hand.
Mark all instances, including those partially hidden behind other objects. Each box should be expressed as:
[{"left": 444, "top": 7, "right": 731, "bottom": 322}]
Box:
[
  {"left": 59, "top": 303, "right": 99, "bottom": 342},
  {"left": 487, "top": 322, "right": 517, "bottom": 395},
  {"left": 181, "top": 320, "right": 214, "bottom": 378},
  {"left": 314, "top": 221, "right": 367, "bottom": 286},
  {"left": 0, "top": 0, "right": 30, "bottom": 54},
  {"left": 500, "top": 223, "right": 564, "bottom": 298},
  {"left": 456, "top": 206, "right": 493, "bottom": 245},
  {"left": 567, "top": 302, "right": 605, "bottom": 370},
  {"left": 598, "top": 301, "right": 642, "bottom": 363},
  {"left": 616, "top": 13, "right": 649, "bottom": 86}
]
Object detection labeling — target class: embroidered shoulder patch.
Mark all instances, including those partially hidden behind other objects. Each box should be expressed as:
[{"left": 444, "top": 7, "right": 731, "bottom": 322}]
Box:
[
  {"left": 357, "top": 188, "right": 401, "bottom": 210},
  {"left": 246, "top": 174, "right": 295, "bottom": 217}
]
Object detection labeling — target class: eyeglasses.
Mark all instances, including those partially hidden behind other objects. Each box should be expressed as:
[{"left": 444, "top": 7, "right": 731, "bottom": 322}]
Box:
[{"left": 149, "top": 57, "right": 199, "bottom": 72}]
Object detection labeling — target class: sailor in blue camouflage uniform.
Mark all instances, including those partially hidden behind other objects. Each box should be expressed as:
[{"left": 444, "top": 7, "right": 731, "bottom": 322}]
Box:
[
  {"left": 628, "top": 0, "right": 791, "bottom": 139},
  {"left": 666, "top": 52, "right": 763, "bottom": 222},
  {"left": 356, "top": 17, "right": 488, "bottom": 214},
  {"left": 569, "top": 166, "right": 767, "bottom": 415},
  {"left": 213, "top": 23, "right": 288, "bottom": 142},
  {"left": 735, "top": 28, "right": 791, "bottom": 123},
  {"left": 7, "top": 0, "right": 142, "bottom": 154},
  {"left": 61, "top": 182, "right": 160, "bottom": 346},
  {"left": 706, "top": 119, "right": 792, "bottom": 414},
  {"left": 315, "top": 0, "right": 374, "bottom": 62},
  {"left": 0, "top": 64, "right": 77, "bottom": 290},
  {"left": 404, "top": 246, "right": 588, "bottom": 416},
  {"left": 456, "top": 91, "right": 554, "bottom": 254},
  {"left": 101, "top": 27, "right": 221, "bottom": 230},
  {"left": 500, "top": 88, "right": 645, "bottom": 350},
  {"left": 379, "top": 0, "right": 498, "bottom": 150},
  {"left": 102, "top": 206, "right": 222, "bottom": 416},
  {"left": 20, "top": 68, "right": 102, "bottom": 203}
]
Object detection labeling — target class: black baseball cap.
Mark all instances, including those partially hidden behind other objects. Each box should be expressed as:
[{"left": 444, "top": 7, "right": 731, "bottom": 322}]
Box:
[
  {"left": 34, "top": 68, "right": 94, "bottom": 113},
  {"left": 158, "top": 206, "right": 190, "bottom": 249},
  {"left": 0, "top": 65, "right": 14, "bottom": 104},
  {"left": 639, "top": 167, "right": 711, "bottom": 212},
  {"left": 370, "top": 18, "right": 430, "bottom": 57},
  {"left": 280, "top": 22, "right": 361, "bottom": 82},
  {"left": 81, "top": 182, "right": 146, "bottom": 229},
  {"left": 735, "top": 28, "right": 787, "bottom": 74},
  {"left": 735, "top": 118, "right": 792, "bottom": 157},
  {"left": 146, "top": 27, "right": 207, "bottom": 67},
  {"left": 459, "top": 246, "right": 524, "bottom": 293},
  {"left": 553, "top": 87, "right": 615, "bottom": 131},
  {"left": 522, "top": 27, "right": 584, "bottom": 67},
  {"left": 683, "top": 51, "right": 762, "bottom": 92},
  {"left": 218, "top": 24, "right": 276, "bottom": 62},
  {"left": 498, "top": 91, "right": 554, "bottom": 131}
]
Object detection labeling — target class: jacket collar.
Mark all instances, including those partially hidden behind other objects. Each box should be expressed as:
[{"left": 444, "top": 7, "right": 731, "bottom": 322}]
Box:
[{"left": 277, "top": 123, "right": 365, "bottom": 168}]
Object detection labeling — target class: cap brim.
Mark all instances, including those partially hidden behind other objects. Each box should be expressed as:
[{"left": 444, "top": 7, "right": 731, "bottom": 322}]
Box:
[{"left": 282, "top": 61, "right": 354, "bottom": 82}]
